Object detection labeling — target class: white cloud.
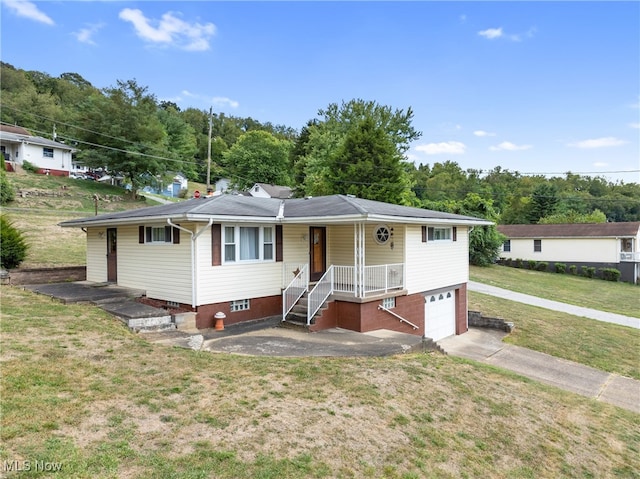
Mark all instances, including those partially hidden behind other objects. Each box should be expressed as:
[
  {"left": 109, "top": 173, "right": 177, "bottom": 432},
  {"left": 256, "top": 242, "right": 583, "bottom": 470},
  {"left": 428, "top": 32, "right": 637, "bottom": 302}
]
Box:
[
  {"left": 416, "top": 141, "right": 466, "bottom": 155},
  {"left": 478, "top": 26, "right": 536, "bottom": 42},
  {"left": 593, "top": 162, "right": 609, "bottom": 168},
  {"left": 567, "top": 137, "right": 627, "bottom": 149},
  {"left": 119, "top": 8, "right": 216, "bottom": 51},
  {"left": 73, "top": 23, "right": 104, "bottom": 45},
  {"left": 2, "top": 0, "right": 54, "bottom": 25},
  {"left": 629, "top": 122, "right": 640, "bottom": 129},
  {"left": 473, "top": 130, "right": 496, "bottom": 137},
  {"left": 212, "top": 97, "right": 239, "bottom": 109},
  {"left": 489, "top": 141, "right": 532, "bottom": 151},
  {"left": 478, "top": 27, "right": 503, "bottom": 39}
]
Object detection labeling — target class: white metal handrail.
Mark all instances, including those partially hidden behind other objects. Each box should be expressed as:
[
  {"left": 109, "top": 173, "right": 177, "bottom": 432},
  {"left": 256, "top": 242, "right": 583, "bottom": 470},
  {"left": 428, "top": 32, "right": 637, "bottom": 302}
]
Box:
[
  {"left": 282, "top": 264, "right": 308, "bottom": 320},
  {"left": 378, "top": 305, "right": 419, "bottom": 330},
  {"left": 307, "top": 266, "right": 334, "bottom": 325}
]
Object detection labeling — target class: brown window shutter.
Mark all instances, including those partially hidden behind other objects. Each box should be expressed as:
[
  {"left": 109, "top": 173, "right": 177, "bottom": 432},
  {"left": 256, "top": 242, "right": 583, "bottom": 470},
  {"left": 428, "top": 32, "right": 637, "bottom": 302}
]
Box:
[
  {"left": 173, "top": 226, "right": 180, "bottom": 244},
  {"left": 212, "top": 223, "right": 221, "bottom": 266},
  {"left": 139, "top": 226, "right": 145, "bottom": 244},
  {"left": 422, "top": 226, "right": 427, "bottom": 243},
  {"left": 275, "top": 225, "right": 283, "bottom": 262},
  {"left": 453, "top": 226, "right": 457, "bottom": 242}
]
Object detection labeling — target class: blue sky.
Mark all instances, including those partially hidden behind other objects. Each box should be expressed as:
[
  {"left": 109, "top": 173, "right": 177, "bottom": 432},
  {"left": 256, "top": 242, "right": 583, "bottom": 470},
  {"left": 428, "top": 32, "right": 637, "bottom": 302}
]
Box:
[{"left": 1, "top": 1, "right": 639, "bottom": 183}]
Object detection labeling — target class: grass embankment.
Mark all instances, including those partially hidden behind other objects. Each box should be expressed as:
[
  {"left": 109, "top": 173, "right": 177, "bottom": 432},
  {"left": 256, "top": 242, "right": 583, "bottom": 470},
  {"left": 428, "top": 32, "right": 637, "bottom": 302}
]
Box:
[
  {"left": 469, "top": 265, "right": 640, "bottom": 379},
  {"left": 2, "top": 286, "right": 639, "bottom": 478},
  {"left": 470, "top": 264, "right": 640, "bottom": 318},
  {"left": 3, "top": 172, "right": 164, "bottom": 268}
]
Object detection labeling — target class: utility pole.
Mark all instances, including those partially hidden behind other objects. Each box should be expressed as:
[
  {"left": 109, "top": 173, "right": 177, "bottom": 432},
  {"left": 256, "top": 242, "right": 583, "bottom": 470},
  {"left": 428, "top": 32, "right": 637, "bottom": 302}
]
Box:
[{"left": 206, "top": 106, "right": 213, "bottom": 195}]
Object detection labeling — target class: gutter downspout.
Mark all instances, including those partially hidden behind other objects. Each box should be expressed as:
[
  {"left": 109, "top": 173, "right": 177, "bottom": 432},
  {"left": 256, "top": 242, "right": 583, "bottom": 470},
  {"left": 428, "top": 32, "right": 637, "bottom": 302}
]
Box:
[{"left": 168, "top": 218, "right": 213, "bottom": 308}]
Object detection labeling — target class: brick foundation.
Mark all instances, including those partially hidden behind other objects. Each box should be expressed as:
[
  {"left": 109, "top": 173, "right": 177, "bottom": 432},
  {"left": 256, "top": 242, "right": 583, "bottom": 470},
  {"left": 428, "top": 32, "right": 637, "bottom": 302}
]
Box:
[{"left": 195, "top": 295, "right": 282, "bottom": 329}]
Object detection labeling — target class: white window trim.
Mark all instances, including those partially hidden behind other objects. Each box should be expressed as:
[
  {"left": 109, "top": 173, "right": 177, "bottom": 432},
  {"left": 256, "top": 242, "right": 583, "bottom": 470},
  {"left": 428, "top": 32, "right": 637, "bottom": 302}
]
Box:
[
  {"left": 144, "top": 225, "right": 173, "bottom": 244},
  {"left": 230, "top": 299, "right": 250, "bottom": 312},
  {"left": 222, "top": 224, "right": 275, "bottom": 264},
  {"left": 43, "top": 147, "right": 54, "bottom": 158},
  {"left": 432, "top": 227, "right": 452, "bottom": 242}
]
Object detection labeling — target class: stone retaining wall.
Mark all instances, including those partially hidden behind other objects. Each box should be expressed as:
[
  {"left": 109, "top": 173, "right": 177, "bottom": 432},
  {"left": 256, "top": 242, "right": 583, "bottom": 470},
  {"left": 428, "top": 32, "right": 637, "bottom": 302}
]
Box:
[
  {"left": 468, "top": 310, "right": 515, "bottom": 332},
  {"left": 3, "top": 266, "right": 86, "bottom": 285}
]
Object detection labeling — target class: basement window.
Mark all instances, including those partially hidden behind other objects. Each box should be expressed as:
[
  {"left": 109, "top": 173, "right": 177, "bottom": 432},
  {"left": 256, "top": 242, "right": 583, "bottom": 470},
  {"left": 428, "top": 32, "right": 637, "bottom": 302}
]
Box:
[
  {"left": 230, "top": 299, "right": 250, "bottom": 312},
  {"left": 382, "top": 297, "right": 396, "bottom": 309}
]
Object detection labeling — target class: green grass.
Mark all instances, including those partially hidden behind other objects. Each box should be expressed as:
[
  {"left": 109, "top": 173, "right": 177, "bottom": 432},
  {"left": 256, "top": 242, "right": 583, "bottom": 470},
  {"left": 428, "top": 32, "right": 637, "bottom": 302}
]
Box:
[
  {"left": 469, "top": 291, "right": 640, "bottom": 380},
  {"left": 1, "top": 286, "right": 639, "bottom": 478},
  {"left": 470, "top": 264, "right": 640, "bottom": 318}
]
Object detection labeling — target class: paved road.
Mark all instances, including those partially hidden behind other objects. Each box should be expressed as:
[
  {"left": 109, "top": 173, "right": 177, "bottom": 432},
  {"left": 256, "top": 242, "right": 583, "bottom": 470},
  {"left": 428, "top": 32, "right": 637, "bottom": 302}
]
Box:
[{"left": 468, "top": 281, "right": 640, "bottom": 329}]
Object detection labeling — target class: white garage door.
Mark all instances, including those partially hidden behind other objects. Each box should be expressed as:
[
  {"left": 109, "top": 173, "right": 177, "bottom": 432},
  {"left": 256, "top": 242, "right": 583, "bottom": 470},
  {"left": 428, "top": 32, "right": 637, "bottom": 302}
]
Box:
[{"left": 424, "top": 290, "right": 456, "bottom": 341}]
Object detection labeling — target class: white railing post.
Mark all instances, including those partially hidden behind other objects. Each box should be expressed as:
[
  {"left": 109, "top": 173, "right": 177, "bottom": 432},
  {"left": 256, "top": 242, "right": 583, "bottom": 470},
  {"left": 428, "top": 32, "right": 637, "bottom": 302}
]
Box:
[{"left": 282, "top": 264, "right": 308, "bottom": 320}]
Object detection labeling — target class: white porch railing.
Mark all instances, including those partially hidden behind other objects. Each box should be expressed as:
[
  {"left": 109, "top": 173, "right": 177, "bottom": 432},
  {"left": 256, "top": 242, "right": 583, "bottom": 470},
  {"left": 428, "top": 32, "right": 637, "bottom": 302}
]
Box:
[
  {"left": 363, "top": 264, "right": 404, "bottom": 294},
  {"left": 620, "top": 252, "right": 640, "bottom": 262},
  {"left": 282, "top": 264, "right": 308, "bottom": 319},
  {"left": 307, "top": 266, "right": 334, "bottom": 324}
]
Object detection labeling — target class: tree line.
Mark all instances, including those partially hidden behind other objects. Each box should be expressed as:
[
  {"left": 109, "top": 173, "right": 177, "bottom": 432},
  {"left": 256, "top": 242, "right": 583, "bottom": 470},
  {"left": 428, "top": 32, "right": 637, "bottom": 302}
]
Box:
[{"left": 2, "top": 62, "right": 639, "bottom": 263}]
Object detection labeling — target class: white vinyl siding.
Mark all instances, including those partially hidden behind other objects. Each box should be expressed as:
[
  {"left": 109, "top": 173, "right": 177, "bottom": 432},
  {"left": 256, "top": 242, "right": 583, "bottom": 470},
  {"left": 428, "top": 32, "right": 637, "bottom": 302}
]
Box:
[
  {"left": 500, "top": 237, "right": 620, "bottom": 263},
  {"left": 405, "top": 225, "right": 468, "bottom": 295},
  {"left": 115, "top": 225, "right": 193, "bottom": 304},
  {"left": 196, "top": 226, "right": 282, "bottom": 305},
  {"left": 327, "top": 224, "right": 404, "bottom": 267}
]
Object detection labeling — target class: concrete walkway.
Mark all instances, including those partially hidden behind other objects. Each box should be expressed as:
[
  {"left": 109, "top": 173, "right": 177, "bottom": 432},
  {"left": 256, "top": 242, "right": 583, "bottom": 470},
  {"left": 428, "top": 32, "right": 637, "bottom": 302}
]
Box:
[
  {"left": 438, "top": 328, "right": 640, "bottom": 413},
  {"left": 468, "top": 281, "right": 640, "bottom": 329}
]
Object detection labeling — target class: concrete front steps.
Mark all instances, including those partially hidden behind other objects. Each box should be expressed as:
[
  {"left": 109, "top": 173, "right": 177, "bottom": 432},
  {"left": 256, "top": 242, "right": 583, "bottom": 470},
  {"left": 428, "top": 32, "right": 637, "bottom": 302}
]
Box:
[{"left": 281, "top": 293, "right": 329, "bottom": 331}]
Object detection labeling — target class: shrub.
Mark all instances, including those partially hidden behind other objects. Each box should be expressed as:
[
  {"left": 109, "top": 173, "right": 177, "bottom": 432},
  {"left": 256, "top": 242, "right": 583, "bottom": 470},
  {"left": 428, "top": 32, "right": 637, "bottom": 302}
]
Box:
[
  {"left": 536, "top": 262, "right": 548, "bottom": 272},
  {"left": 569, "top": 265, "right": 577, "bottom": 275},
  {"left": 527, "top": 260, "right": 537, "bottom": 270},
  {"left": 0, "top": 170, "right": 15, "bottom": 205},
  {"left": 515, "top": 258, "right": 523, "bottom": 268},
  {"left": 600, "top": 268, "right": 621, "bottom": 282},
  {"left": 0, "top": 215, "right": 28, "bottom": 269},
  {"left": 503, "top": 258, "right": 512, "bottom": 267},
  {"left": 554, "top": 263, "right": 566, "bottom": 274},
  {"left": 21, "top": 160, "right": 38, "bottom": 173},
  {"left": 582, "top": 266, "right": 596, "bottom": 278}
]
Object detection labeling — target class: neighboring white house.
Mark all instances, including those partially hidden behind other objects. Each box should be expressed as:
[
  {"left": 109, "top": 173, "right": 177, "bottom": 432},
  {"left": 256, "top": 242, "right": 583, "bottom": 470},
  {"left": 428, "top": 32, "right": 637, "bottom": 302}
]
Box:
[
  {"left": 60, "top": 194, "right": 492, "bottom": 340},
  {"left": 497, "top": 222, "right": 640, "bottom": 284},
  {"left": 0, "top": 125, "right": 77, "bottom": 176},
  {"left": 248, "top": 183, "right": 293, "bottom": 199}
]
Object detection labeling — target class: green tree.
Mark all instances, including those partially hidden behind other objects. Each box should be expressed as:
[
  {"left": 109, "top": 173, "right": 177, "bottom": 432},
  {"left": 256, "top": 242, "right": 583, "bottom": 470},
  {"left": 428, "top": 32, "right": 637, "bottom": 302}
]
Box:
[
  {"left": 75, "top": 80, "right": 167, "bottom": 195},
  {"left": 223, "top": 130, "right": 292, "bottom": 190},
  {"left": 156, "top": 105, "right": 198, "bottom": 180},
  {"left": 0, "top": 215, "right": 28, "bottom": 269},
  {"left": 538, "top": 209, "right": 607, "bottom": 224},
  {"left": 294, "top": 99, "right": 421, "bottom": 200},
  {"left": 453, "top": 194, "right": 505, "bottom": 266},
  {"left": 527, "top": 183, "right": 560, "bottom": 224},
  {"left": 325, "top": 117, "right": 413, "bottom": 204},
  {"left": 0, "top": 169, "right": 15, "bottom": 205}
]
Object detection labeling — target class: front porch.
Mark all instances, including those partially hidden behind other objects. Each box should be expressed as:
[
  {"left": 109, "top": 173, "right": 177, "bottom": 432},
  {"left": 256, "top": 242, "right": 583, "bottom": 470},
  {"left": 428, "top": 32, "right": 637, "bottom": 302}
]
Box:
[{"left": 283, "top": 262, "right": 406, "bottom": 326}]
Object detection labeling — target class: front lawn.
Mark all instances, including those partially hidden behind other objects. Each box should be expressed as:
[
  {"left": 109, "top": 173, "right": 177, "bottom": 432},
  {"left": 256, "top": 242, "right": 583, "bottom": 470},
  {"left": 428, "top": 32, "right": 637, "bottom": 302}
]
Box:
[
  {"left": 470, "top": 264, "right": 640, "bottom": 318},
  {"left": 1, "top": 286, "right": 638, "bottom": 478}
]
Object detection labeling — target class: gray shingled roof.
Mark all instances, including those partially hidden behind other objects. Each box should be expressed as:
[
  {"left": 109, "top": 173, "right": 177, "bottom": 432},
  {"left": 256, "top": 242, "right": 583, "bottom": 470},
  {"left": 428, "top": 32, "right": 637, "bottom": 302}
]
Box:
[
  {"left": 59, "top": 194, "right": 492, "bottom": 227},
  {"left": 0, "top": 126, "right": 76, "bottom": 151},
  {"left": 497, "top": 222, "right": 640, "bottom": 238}
]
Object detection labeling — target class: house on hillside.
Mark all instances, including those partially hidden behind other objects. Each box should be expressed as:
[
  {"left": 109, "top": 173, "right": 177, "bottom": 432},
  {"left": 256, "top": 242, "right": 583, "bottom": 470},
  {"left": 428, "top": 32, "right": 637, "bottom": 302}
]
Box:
[
  {"left": 497, "top": 222, "right": 640, "bottom": 284},
  {"left": 60, "top": 194, "right": 491, "bottom": 340},
  {"left": 0, "top": 125, "right": 77, "bottom": 176},
  {"left": 248, "top": 183, "right": 293, "bottom": 199}
]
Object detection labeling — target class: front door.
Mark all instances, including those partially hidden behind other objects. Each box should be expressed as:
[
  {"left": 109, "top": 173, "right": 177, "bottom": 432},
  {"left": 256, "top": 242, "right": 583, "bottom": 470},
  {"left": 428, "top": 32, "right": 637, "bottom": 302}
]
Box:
[
  {"left": 309, "top": 226, "right": 326, "bottom": 282},
  {"left": 106, "top": 228, "right": 117, "bottom": 282}
]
